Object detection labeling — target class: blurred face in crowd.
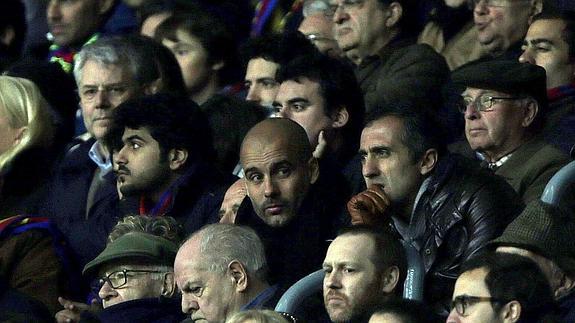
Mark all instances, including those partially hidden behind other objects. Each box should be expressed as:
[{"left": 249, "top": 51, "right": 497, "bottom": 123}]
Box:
[
  {"left": 359, "top": 116, "right": 429, "bottom": 208},
  {"left": 519, "top": 18, "right": 575, "bottom": 89},
  {"left": 78, "top": 59, "right": 141, "bottom": 140},
  {"left": 330, "top": 0, "right": 395, "bottom": 60},
  {"left": 473, "top": 0, "right": 540, "bottom": 56},
  {"left": 323, "top": 234, "right": 397, "bottom": 322},
  {"left": 275, "top": 78, "right": 338, "bottom": 149},
  {"left": 240, "top": 130, "right": 318, "bottom": 227},
  {"left": 299, "top": 14, "right": 342, "bottom": 57},
  {"left": 97, "top": 263, "right": 171, "bottom": 308},
  {"left": 114, "top": 127, "right": 177, "bottom": 200},
  {"left": 47, "top": 0, "right": 112, "bottom": 47},
  {"left": 162, "top": 30, "right": 221, "bottom": 102},
  {"left": 244, "top": 58, "right": 280, "bottom": 108},
  {"left": 462, "top": 87, "right": 536, "bottom": 161},
  {"left": 447, "top": 268, "right": 509, "bottom": 323},
  {"left": 175, "top": 236, "right": 240, "bottom": 322}
]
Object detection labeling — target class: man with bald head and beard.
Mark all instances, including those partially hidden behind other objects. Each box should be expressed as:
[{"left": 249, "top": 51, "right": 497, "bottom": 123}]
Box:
[{"left": 235, "top": 118, "right": 342, "bottom": 288}]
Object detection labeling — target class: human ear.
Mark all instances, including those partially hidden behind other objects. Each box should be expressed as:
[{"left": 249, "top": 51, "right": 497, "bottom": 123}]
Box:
[
  {"left": 12, "top": 126, "right": 27, "bottom": 147},
  {"left": 331, "top": 106, "right": 349, "bottom": 129},
  {"left": 418, "top": 148, "right": 438, "bottom": 176},
  {"left": 228, "top": 260, "right": 248, "bottom": 292},
  {"left": 555, "top": 273, "right": 575, "bottom": 299},
  {"left": 169, "top": 148, "right": 188, "bottom": 171},
  {"left": 501, "top": 300, "right": 521, "bottom": 323},
  {"left": 144, "top": 78, "right": 163, "bottom": 96},
  {"left": 527, "top": 0, "right": 543, "bottom": 24},
  {"left": 307, "top": 157, "right": 320, "bottom": 185},
  {"left": 0, "top": 26, "right": 15, "bottom": 47},
  {"left": 521, "top": 100, "right": 538, "bottom": 128},
  {"left": 161, "top": 272, "right": 176, "bottom": 297},
  {"left": 381, "top": 266, "right": 400, "bottom": 293},
  {"left": 384, "top": 2, "right": 402, "bottom": 28}
]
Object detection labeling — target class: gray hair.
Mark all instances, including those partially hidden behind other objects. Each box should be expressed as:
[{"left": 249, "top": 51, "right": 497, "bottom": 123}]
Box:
[
  {"left": 303, "top": 0, "right": 330, "bottom": 16},
  {"left": 226, "top": 310, "right": 289, "bottom": 323},
  {"left": 108, "top": 215, "right": 183, "bottom": 244},
  {"left": 73, "top": 35, "right": 160, "bottom": 87},
  {"left": 193, "top": 224, "right": 268, "bottom": 281}
]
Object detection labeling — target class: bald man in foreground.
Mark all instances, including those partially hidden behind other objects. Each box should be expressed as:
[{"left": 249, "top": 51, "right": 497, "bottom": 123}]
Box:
[{"left": 234, "top": 118, "right": 342, "bottom": 288}]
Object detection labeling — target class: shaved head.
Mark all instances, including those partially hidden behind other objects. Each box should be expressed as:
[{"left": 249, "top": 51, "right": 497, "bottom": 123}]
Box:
[
  {"left": 240, "top": 118, "right": 318, "bottom": 227},
  {"left": 240, "top": 118, "right": 312, "bottom": 165}
]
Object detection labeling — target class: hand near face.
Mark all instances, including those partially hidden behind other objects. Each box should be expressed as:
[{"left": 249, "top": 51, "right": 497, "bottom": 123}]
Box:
[
  {"left": 312, "top": 130, "right": 327, "bottom": 159},
  {"left": 347, "top": 185, "right": 390, "bottom": 226},
  {"left": 219, "top": 178, "right": 247, "bottom": 224},
  {"left": 55, "top": 297, "right": 101, "bottom": 323}
]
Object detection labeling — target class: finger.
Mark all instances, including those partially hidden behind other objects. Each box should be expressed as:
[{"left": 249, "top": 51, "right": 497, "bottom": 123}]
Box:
[
  {"left": 350, "top": 194, "right": 374, "bottom": 211},
  {"left": 361, "top": 191, "right": 388, "bottom": 212},
  {"left": 55, "top": 311, "right": 73, "bottom": 323},
  {"left": 365, "top": 192, "right": 389, "bottom": 212},
  {"left": 312, "top": 130, "right": 327, "bottom": 159}
]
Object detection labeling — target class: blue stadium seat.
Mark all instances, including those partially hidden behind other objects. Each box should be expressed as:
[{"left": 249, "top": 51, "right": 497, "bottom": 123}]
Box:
[{"left": 541, "top": 160, "right": 575, "bottom": 207}]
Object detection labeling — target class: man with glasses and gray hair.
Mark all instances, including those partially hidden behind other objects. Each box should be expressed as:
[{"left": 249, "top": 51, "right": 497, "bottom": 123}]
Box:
[
  {"left": 55, "top": 215, "right": 186, "bottom": 322},
  {"left": 452, "top": 60, "right": 568, "bottom": 203},
  {"left": 298, "top": 0, "right": 343, "bottom": 57}
]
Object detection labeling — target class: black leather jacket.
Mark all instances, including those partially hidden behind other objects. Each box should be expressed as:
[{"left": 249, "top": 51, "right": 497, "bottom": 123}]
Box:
[{"left": 396, "top": 154, "right": 523, "bottom": 315}]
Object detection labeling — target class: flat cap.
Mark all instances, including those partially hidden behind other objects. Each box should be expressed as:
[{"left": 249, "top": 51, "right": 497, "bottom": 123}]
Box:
[
  {"left": 83, "top": 232, "right": 178, "bottom": 276},
  {"left": 489, "top": 200, "right": 575, "bottom": 273},
  {"left": 452, "top": 60, "right": 548, "bottom": 111}
]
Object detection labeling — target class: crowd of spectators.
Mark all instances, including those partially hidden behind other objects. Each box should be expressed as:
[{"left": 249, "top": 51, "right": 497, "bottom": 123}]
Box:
[{"left": 0, "top": 0, "right": 574, "bottom": 322}]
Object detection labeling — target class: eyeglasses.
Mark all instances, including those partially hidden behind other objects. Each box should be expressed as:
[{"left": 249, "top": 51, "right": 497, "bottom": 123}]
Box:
[
  {"left": 305, "top": 33, "right": 336, "bottom": 43},
  {"left": 78, "top": 84, "right": 133, "bottom": 102},
  {"left": 458, "top": 94, "right": 521, "bottom": 114},
  {"left": 451, "top": 295, "right": 508, "bottom": 316},
  {"left": 91, "top": 269, "right": 165, "bottom": 294},
  {"left": 468, "top": 0, "right": 531, "bottom": 9},
  {"left": 325, "top": 0, "right": 364, "bottom": 17}
]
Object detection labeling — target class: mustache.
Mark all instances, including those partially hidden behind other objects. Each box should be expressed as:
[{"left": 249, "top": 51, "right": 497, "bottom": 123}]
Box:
[
  {"left": 262, "top": 199, "right": 287, "bottom": 209},
  {"left": 325, "top": 290, "right": 348, "bottom": 302},
  {"left": 114, "top": 164, "right": 130, "bottom": 175}
]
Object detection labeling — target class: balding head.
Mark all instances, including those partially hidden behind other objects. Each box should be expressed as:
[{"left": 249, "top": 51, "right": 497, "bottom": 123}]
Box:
[
  {"left": 241, "top": 118, "right": 312, "bottom": 164},
  {"left": 240, "top": 118, "right": 319, "bottom": 227}
]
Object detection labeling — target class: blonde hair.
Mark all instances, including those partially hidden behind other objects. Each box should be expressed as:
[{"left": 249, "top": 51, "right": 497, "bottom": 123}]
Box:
[
  {"left": 0, "top": 76, "right": 54, "bottom": 173},
  {"left": 226, "top": 310, "right": 289, "bottom": 323}
]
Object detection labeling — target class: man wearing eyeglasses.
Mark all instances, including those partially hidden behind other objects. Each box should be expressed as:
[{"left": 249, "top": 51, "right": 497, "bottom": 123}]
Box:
[
  {"left": 452, "top": 59, "right": 568, "bottom": 204},
  {"left": 471, "top": 0, "right": 543, "bottom": 59},
  {"left": 55, "top": 215, "right": 186, "bottom": 322},
  {"left": 298, "top": 0, "right": 343, "bottom": 58},
  {"left": 447, "top": 252, "right": 557, "bottom": 323},
  {"left": 328, "top": 0, "right": 449, "bottom": 113}
]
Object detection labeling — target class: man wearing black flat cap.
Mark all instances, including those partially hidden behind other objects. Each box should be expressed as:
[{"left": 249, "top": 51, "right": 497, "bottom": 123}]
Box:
[{"left": 452, "top": 60, "right": 569, "bottom": 204}]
